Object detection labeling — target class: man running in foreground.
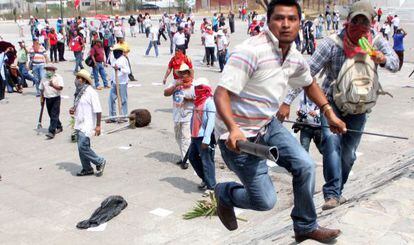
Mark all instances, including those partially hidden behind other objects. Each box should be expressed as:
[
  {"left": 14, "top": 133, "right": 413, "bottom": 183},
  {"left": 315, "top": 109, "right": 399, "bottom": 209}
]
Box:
[{"left": 214, "top": 0, "right": 346, "bottom": 243}]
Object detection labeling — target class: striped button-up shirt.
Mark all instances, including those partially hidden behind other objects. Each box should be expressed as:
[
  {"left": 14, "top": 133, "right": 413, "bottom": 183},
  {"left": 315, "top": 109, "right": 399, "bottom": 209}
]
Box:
[
  {"left": 216, "top": 28, "right": 313, "bottom": 138},
  {"left": 284, "top": 29, "right": 399, "bottom": 105}
]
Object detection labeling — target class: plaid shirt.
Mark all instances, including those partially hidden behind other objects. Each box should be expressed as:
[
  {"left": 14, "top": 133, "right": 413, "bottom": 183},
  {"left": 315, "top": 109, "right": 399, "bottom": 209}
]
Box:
[{"left": 284, "top": 29, "right": 399, "bottom": 105}]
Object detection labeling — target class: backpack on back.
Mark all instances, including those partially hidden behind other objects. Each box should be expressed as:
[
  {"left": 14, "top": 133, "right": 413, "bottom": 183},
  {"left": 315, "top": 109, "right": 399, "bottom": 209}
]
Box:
[{"left": 327, "top": 34, "right": 391, "bottom": 115}]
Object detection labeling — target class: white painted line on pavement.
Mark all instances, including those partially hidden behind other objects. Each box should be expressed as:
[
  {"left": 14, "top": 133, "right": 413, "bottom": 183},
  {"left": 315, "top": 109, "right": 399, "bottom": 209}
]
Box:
[
  {"left": 127, "top": 84, "right": 142, "bottom": 88},
  {"left": 356, "top": 151, "right": 363, "bottom": 157},
  {"left": 150, "top": 208, "right": 173, "bottom": 217},
  {"left": 118, "top": 146, "right": 131, "bottom": 150},
  {"left": 152, "top": 82, "right": 163, "bottom": 86}
]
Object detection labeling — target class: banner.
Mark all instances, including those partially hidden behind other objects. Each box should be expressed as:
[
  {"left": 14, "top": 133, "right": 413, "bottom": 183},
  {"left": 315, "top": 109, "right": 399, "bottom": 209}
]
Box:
[{"left": 74, "top": 0, "right": 81, "bottom": 9}]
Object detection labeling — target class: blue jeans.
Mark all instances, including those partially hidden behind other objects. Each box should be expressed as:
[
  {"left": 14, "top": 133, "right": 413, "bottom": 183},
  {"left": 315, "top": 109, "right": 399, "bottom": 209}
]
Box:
[
  {"left": 92, "top": 62, "right": 108, "bottom": 87},
  {"left": 32, "top": 63, "right": 45, "bottom": 96},
  {"left": 216, "top": 118, "right": 317, "bottom": 234},
  {"left": 188, "top": 137, "right": 216, "bottom": 189},
  {"left": 73, "top": 51, "right": 84, "bottom": 72},
  {"left": 145, "top": 41, "right": 159, "bottom": 57},
  {"left": 108, "top": 83, "right": 128, "bottom": 117},
  {"left": 18, "top": 62, "right": 37, "bottom": 86},
  {"left": 77, "top": 130, "right": 105, "bottom": 171},
  {"left": 320, "top": 102, "right": 366, "bottom": 199},
  {"left": 300, "top": 126, "right": 322, "bottom": 153}
]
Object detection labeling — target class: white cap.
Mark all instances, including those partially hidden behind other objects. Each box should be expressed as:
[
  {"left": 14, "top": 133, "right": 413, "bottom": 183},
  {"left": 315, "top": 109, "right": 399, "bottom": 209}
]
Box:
[
  {"left": 17, "top": 38, "right": 24, "bottom": 43},
  {"left": 193, "top": 77, "right": 210, "bottom": 87}
]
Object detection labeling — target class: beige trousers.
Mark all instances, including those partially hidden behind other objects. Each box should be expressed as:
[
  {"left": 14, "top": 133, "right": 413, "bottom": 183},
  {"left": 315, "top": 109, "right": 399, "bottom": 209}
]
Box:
[{"left": 174, "top": 121, "right": 191, "bottom": 161}]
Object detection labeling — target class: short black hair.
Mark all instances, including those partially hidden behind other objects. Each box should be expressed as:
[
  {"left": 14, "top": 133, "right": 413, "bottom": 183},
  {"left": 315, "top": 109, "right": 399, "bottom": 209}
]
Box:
[{"left": 267, "top": 0, "right": 302, "bottom": 23}]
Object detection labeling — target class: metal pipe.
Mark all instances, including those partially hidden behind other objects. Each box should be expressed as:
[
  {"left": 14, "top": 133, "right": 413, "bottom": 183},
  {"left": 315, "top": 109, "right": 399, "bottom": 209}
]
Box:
[
  {"left": 237, "top": 141, "right": 279, "bottom": 162},
  {"left": 283, "top": 120, "right": 409, "bottom": 140}
]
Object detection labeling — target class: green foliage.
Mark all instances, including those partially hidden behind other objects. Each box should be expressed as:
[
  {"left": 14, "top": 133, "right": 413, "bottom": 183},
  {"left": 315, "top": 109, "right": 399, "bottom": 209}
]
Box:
[{"left": 183, "top": 191, "right": 217, "bottom": 220}]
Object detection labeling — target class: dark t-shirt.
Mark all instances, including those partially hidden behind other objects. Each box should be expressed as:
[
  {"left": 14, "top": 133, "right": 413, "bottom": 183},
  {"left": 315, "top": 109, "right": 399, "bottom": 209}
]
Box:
[{"left": 90, "top": 44, "right": 105, "bottom": 62}]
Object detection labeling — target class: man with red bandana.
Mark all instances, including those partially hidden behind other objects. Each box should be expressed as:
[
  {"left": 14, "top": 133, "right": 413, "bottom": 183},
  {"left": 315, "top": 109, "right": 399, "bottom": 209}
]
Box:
[
  {"left": 188, "top": 78, "right": 217, "bottom": 195},
  {"left": 279, "top": 0, "right": 399, "bottom": 211},
  {"left": 163, "top": 62, "right": 195, "bottom": 169}
]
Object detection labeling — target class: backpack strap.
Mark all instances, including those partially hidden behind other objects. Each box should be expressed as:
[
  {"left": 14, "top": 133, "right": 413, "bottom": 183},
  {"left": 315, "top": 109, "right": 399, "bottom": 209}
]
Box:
[{"left": 328, "top": 33, "right": 343, "bottom": 49}]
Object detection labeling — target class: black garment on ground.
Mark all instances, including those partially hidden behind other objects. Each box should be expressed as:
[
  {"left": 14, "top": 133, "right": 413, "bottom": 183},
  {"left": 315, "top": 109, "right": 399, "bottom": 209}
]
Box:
[{"left": 76, "top": 195, "right": 128, "bottom": 229}]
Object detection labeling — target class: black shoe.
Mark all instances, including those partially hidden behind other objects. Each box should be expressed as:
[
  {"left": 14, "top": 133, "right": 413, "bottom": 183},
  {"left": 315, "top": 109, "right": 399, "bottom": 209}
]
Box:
[
  {"left": 214, "top": 184, "right": 238, "bottom": 231},
  {"left": 76, "top": 169, "right": 94, "bottom": 176},
  {"left": 45, "top": 132, "right": 55, "bottom": 139},
  {"left": 55, "top": 128, "right": 63, "bottom": 134},
  {"left": 176, "top": 160, "right": 182, "bottom": 165},
  {"left": 181, "top": 161, "right": 189, "bottom": 169},
  {"left": 96, "top": 160, "right": 106, "bottom": 177}
]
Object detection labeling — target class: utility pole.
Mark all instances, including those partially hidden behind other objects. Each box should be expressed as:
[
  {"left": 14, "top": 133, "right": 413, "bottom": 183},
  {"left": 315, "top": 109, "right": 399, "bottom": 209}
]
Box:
[
  {"left": 95, "top": 0, "right": 97, "bottom": 14},
  {"left": 45, "top": 0, "right": 48, "bottom": 20},
  {"left": 60, "top": 0, "right": 63, "bottom": 19}
]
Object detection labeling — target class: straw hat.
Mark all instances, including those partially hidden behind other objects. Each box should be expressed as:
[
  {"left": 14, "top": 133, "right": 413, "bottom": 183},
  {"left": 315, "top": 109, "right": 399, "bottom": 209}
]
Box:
[
  {"left": 76, "top": 69, "right": 93, "bottom": 84},
  {"left": 178, "top": 63, "right": 190, "bottom": 72},
  {"left": 111, "top": 44, "right": 125, "bottom": 52}
]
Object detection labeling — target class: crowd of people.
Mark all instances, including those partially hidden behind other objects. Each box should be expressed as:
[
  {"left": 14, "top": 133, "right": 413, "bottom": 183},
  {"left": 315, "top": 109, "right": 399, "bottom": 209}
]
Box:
[{"left": 0, "top": 0, "right": 408, "bottom": 243}]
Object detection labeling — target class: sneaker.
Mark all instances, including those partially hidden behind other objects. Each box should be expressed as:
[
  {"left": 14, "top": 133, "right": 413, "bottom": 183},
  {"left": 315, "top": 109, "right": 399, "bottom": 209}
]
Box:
[
  {"left": 55, "top": 128, "right": 63, "bottom": 134},
  {"left": 104, "top": 85, "right": 111, "bottom": 89},
  {"left": 198, "top": 181, "right": 207, "bottom": 190},
  {"left": 76, "top": 169, "right": 94, "bottom": 176},
  {"left": 181, "top": 161, "right": 189, "bottom": 169},
  {"left": 322, "top": 198, "right": 340, "bottom": 211},
  {"left": 175, "top": 160, "right": 183, "bottom": 165},
  {"left": 45, "top": 132, "right": 55, "bottom": 139},
  {"left": 96, "top": 86, "right": 103, "bottom": 90},
  {"left": 96, "top": 160, "right": 106, "bottom": 177}
]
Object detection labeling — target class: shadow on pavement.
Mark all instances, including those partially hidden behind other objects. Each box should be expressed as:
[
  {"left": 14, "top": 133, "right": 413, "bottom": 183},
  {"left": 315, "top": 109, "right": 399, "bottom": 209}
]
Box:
[
  {"left": 154, "top": 108, "right": 173, "bottom": 113},
  {"left": 145, "top": 151, "right": 180, "bottom": 164},
  {"left": 159, "top": 177, "right": 201, "bottom": 194},
  {"left": 56, "top": 162, "right": 80, "bottom": 176}
]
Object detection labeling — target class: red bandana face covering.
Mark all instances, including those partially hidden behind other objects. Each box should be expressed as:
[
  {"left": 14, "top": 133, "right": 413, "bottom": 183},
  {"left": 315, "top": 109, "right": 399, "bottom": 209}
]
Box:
[
  {"left": 192, "top": 85, "right": 213, "bottom": 138},
  {"left": 343, "top": 22, "right": 372, "bottom": 58}
]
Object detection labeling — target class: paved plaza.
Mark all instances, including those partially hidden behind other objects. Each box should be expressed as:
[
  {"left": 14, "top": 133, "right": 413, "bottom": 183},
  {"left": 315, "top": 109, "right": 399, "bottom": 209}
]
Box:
[{"left": 0, "top": 16, "right": 414, "bottom": 244}]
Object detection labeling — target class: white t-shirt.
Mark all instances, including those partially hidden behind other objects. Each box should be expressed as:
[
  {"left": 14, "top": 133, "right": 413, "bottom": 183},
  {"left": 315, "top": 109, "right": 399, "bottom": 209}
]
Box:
[
  {"left": 203, "top": 32, "right": 216, "bottom": 47},
  {"left": 166, "top": 80, "right": 195, "bottom": 123},
  {"left": 57, "top": 33, "right": 65, "bottom": 43},
  {"left": 39, "top": 74, "right": 64, "bottom": 98},
  {"left": 173, "top": 32, "right": 186, "bottom": 46},
  {"left": 113, "top": 26, "right": 123, "bottom": 38},
  {"left": 149, "top": 27, "right": 158, "bottom": 41},
  {"left": 74, "top": 86, "right": 102, "bottom": 137},
  {"left": 144, "top": 18, "right": 152, "bottom": 28},
  {"left": 217, "top": 36, "right": 228, "bottom": 51},
  {"left": 392, "top": 17, "right": 400, "bottom": 27},
  {"left": 110, "top": 55, "right": 131, "bottom": 85}
]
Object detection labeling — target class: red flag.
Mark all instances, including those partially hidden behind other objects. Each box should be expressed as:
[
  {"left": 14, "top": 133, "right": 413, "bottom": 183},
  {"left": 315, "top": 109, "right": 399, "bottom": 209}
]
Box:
[{"left": 74, "top": 0, "right": 81, "bottom": 9}]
